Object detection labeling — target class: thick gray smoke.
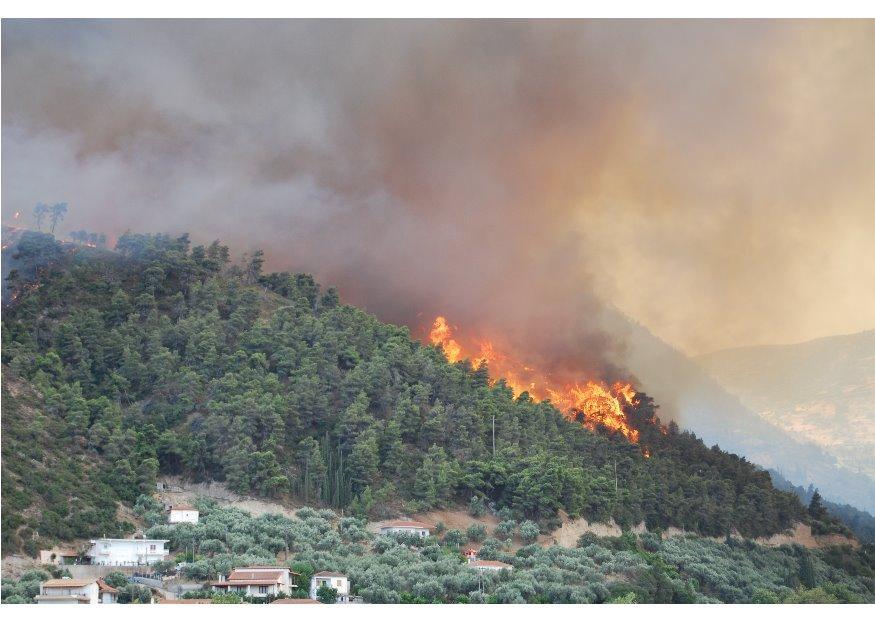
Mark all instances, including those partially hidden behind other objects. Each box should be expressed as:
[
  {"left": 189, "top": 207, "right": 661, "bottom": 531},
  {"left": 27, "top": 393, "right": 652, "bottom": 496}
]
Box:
[{"left": 3, "top": 19, "right": 874, "bottom": 377}]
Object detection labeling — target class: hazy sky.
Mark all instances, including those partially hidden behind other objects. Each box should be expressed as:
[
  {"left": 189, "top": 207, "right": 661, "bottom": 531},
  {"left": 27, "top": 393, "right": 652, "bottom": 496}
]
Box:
[{"left": 3, "top": 20, "right": 874, "bottom": 357}]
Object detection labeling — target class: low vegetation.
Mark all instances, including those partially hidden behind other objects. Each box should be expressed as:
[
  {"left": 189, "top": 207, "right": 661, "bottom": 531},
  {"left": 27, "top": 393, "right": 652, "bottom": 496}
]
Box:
[{"left": 5, "top": 500, "right": 871, "bottom": 604}]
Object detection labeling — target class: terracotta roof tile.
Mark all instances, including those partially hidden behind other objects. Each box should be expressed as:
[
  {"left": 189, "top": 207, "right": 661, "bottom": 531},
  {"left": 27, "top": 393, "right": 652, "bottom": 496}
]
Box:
[
  {"left": 42, "top": 579, "right": 96, "bottom": 588},
  {"left": 228, "top": 569, "right": 284, "bottom": 581},
  {"left": 96, "top": 578, "right": 119, "bottom": 594}
]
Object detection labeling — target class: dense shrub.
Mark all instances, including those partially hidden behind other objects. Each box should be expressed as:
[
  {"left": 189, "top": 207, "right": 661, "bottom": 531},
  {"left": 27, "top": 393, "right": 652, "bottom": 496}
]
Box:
[
  {"left": 519, "top": 520, "right": 540, "bottom": 543},
  {"left": 466, "top": 524, "right": 487, "bottom": 542}
]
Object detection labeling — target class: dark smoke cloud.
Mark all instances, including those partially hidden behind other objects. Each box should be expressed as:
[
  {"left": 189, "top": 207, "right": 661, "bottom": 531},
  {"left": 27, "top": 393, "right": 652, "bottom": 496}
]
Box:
[{"left": 3, "top": 20, "right": 874, "bottom": 381}]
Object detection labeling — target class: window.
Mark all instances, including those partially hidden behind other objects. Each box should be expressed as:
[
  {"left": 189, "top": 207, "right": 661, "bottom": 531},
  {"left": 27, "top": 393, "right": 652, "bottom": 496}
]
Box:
[
  {"left": 149, "top": 544, "right": 156, "bottom": 551},
  {"left": 259, "top": 586, "right": 268, "bottom": 594}
]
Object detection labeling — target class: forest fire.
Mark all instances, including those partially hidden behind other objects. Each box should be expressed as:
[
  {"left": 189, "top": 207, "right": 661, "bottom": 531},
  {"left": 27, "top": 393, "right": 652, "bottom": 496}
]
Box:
[
  {"left": 428, "top": 315, "right": 642, "bottom": 443},
  {"left": 429, "top": 316, "right": 462, "bottom": 363}
]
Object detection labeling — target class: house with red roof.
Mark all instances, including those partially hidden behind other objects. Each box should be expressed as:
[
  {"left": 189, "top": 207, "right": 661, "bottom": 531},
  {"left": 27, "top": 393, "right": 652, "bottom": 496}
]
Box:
[
  {"left": 35, "top": 577, "right": 119, "bottom": 604},
  {"left": 464, "top": 549, "right": 512, "bottom": 572},
  {"left": 211, "top": 566, "right": 298, "bottom": 598}
]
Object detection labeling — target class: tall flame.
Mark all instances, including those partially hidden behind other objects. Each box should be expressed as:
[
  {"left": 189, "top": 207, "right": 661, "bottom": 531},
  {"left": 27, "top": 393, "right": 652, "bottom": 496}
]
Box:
[
  {"left": 427, "top": 315, "right": 642, "bottom": 443},
  {"left": 429, "top": 316, "right": 462, "bottom": 363}
]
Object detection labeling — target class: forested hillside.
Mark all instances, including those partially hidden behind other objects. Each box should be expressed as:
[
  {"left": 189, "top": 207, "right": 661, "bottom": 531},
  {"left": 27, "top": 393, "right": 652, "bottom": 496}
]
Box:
[{"left": 0, "top": 231, "right": 838, "bottom": 555}]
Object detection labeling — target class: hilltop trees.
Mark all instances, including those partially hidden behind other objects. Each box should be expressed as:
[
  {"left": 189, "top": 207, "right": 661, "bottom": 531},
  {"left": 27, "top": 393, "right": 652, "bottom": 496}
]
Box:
[
  {"left": 32, "top": 203, "right": 49, "bottom": 231},
  {"left": 38, "top": 202, "right": 68, "bottom": 234}
]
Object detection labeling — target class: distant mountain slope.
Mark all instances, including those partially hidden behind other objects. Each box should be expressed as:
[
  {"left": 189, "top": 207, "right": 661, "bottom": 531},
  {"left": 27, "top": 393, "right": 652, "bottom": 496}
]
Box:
[
  {"left": 600, "top": 314, "right": 875, "bottom": 514},
  {"left": 697, "top": 332, "right": 875, "bottom": 483}
]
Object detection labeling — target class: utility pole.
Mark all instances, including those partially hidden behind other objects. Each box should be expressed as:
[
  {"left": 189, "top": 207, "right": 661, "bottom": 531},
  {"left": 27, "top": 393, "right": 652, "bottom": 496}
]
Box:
[
  {"left": 613, "top": 460, "right": 618, "bottom": 495},
  {"left": 492, "top": 415, "right": 495, "bottom": 457}
]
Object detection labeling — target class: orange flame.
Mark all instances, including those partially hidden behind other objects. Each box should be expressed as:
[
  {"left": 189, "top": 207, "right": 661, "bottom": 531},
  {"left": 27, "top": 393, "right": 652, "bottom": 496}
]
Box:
[
  {"left": 429, "top": 316, "right": 462, "bottom": 363},
  {"left": 426, "top": 315, "right": 642, "bottom": 443}
]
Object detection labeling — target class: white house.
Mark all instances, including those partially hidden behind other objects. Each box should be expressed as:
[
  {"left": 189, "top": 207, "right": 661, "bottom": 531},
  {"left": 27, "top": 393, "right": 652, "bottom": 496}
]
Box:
[
  {"left": 310, "top": 572, "right": 350, "bottom": 603},
  {"left": 378, "top": 519, "right": 431, "bottom": 538},
  {"left": 212, "top": 566, "right": 297, "bottom": 598},
  {"left": 464, "top": 548, "right": 512, "bottom": 572},
  {"left": 35, "top": 578, "right": 118, "bottom": 604},
  {"left": 168, "top": 504, "right": 199, "bottom": 524},
  {"left": 468, "top": 559, "right": 513, "bottom": 572},
  {"left": 87, "top": 538, "right": 169, "bottom": 566}
]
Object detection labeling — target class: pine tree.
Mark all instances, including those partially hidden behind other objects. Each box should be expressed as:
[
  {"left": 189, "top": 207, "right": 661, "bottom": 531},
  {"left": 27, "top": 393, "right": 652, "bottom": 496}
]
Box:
[
  {"left": 798, "top": 549, "right": 817, "bottom": 589},
  {"left": 808, "top": 490, "right": 828, "bottom": 521},
  {"left": 348, "top": 430, "right": 380, "bottom": 492}
]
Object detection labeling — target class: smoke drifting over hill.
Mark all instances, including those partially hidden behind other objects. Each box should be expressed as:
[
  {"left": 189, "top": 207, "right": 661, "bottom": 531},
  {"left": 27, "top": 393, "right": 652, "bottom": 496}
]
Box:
[{"left": 3, "top": 20, "right": 874, "bottom": 371}]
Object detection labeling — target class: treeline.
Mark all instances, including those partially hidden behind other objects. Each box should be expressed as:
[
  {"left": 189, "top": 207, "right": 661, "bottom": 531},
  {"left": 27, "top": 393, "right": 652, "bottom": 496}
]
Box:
[{"left": 1, "top": 231, "right": 822, "bottom": 555}]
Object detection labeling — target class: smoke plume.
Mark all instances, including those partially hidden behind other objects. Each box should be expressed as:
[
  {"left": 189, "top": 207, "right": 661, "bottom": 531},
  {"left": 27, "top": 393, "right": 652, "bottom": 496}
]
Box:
[{"left": 3, "top": 20, "right": 875, "bottom": 395}]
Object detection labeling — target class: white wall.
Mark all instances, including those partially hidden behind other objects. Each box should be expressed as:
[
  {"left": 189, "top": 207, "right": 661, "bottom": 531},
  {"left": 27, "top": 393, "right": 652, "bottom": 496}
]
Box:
[
  {"left": 39, "top": 582, "right": 100, "bottom": 604},
  {"left": 310, "top": 576, "right": 349, "bottom": 599},
  {"left": 214, "top": 584, "right": 280, "bottom": 598},
  {"left": 379, "top": 527, "right": 429, "bottom": 537},
  {"left": 169, "top": 510, "right": 199, "bottom": 524},
  {"left": 88, "top": 539, "right": 169, "bottom": 566}
]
